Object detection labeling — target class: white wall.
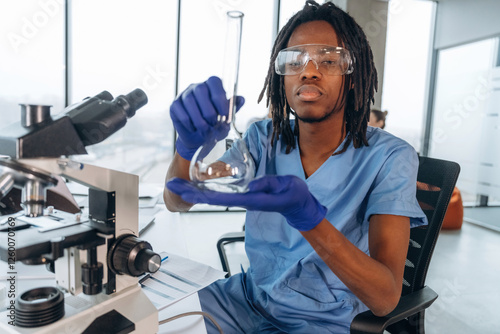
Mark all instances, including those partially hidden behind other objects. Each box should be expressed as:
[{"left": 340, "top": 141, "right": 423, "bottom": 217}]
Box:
[{"left": 434, "top": 0, "right": 500, "bottom": 49}]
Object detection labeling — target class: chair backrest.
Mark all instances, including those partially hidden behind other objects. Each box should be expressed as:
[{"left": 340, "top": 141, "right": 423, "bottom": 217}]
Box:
[{"left": 401, "top": 156, "right": 460, "bottom": 296}]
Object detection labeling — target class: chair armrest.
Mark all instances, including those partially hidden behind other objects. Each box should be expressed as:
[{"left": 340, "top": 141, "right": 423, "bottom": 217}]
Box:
[
  {"left": 350, "top": 286, "right": 438, "bottom": 334},
  {"left": 216, "top": 231, "right": 245, "bottom": 277}
]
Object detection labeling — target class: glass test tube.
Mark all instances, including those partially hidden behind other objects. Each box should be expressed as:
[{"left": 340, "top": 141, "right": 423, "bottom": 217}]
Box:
[{"left": 222, "top": 11, "right": 244, "bottom": 130}]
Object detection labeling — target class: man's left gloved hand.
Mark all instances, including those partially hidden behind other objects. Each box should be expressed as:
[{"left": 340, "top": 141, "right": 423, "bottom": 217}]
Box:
[{"left": 166, "top": 175, "right": 327, "bottom": 231}]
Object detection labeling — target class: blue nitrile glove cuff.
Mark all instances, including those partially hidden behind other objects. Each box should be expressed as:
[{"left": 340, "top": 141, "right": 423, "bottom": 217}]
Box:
[
  {"left": 175, "top": 137, "right": 198, "bottom": 161},
  {"left": 282, "top": 194, "right": 327, "bottom": 232}
]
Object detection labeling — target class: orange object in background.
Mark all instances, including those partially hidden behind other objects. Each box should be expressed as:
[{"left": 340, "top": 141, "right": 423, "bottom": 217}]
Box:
[{"left": 441, "top": 187, "right": 464, "bottom": 230}]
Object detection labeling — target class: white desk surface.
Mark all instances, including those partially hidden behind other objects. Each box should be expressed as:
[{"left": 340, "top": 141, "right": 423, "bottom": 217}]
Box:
[{"left": 157, "top": 293, "right": 207, "bottom": 334}]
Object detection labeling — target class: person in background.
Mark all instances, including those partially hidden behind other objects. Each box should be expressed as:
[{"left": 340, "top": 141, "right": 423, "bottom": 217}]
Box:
[
  {"left": 368, "top": 108, "right": 388, "bottom": 129},
  {"left": 164, "top": 1, "right": 427, "bottom": 332}
]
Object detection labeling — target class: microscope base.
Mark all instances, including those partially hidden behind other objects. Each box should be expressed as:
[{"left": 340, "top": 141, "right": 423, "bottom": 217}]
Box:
[{"left": 0, "top": 284, "right": 158, "bottom": 333}]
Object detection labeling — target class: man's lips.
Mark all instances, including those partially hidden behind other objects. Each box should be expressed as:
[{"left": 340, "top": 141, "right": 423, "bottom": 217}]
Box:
[{"left": 296, "top": 85, "right": 322, "bottom": 101}]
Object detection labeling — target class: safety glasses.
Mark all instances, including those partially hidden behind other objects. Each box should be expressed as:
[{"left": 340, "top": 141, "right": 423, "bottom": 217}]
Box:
[{"left": 275, "top": 44, "right": 354, "bottom": 76}]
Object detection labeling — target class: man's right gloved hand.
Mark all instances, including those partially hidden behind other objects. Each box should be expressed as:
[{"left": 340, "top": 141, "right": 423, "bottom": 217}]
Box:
[{"left": 170, "top": 76, "right": 245, "bottom": 161}]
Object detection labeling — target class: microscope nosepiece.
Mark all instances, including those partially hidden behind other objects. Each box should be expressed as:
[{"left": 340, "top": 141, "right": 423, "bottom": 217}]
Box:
[{"left": 22, "top": 180, "right": 47, "bottom": 217}]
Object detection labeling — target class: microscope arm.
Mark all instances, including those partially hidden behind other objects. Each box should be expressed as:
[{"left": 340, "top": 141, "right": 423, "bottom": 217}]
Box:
[{"left": 18, "top": 157, "right": 139, "bottom": 236}]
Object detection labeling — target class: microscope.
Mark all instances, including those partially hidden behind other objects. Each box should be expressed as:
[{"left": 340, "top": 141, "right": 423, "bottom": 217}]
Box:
[{"left": 0, "top": 90, "right": 160, "bottom": 333}]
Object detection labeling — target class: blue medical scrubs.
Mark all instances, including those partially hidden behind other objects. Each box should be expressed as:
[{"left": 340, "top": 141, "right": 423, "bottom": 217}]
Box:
[{"left": 199, "top": 119, "right": 427, "bottom": 333}]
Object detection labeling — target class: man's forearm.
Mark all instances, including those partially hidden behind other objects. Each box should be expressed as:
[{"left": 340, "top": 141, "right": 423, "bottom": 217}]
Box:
[
  {"left": 301, "top": 216, "right": 409, "bottom": 316},
  {"left": 163, "top": 152, "right": 194, "bottom": 212}
]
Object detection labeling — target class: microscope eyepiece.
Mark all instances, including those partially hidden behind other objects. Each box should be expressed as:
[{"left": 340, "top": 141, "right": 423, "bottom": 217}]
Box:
[
  {"left": 20, "top": 104, "right": 52, "bottom": 128},
  {"left": 122, "top": 88, "right": 148, "bottom": 118},
  {"left": 65, "top": 88, "right": 148, "bottom": 146}
]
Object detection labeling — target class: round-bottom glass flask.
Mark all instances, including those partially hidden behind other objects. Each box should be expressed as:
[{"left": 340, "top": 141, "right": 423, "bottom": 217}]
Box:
[
  {"left": 189, "top": 11, "right": 255, "bottom": 193},
  {"left": 189, "top": 131, "right": 255, "bottom": 193}
]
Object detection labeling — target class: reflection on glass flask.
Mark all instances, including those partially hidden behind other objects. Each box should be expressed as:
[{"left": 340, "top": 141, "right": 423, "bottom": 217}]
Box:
[{"left": 189, "top": 11, "right": 255, "bottom": 193}]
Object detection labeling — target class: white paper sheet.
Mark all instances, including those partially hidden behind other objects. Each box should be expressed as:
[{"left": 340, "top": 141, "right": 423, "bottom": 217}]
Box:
[{"left": 140, "top": 252, "right": 226, "bottom": 310}]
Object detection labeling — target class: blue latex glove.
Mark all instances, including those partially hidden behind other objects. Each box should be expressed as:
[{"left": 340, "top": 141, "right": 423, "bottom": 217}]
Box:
[
  {"left": 167, "top": 175, "right": 327, "bottom": 231},
  {"left": 170, "top": 76, "right": 245, "bottom": 160}
]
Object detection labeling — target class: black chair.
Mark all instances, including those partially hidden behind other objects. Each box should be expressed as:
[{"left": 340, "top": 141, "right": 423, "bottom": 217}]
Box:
[
  {"left": 217, "top": 231, "right": 245, "bottom": 278},
  {"left": 350, "top": 156, "right": 460, "bottom": 333},
  {"left": 217, "top": 156, "right": 460, "bottom": 333}
]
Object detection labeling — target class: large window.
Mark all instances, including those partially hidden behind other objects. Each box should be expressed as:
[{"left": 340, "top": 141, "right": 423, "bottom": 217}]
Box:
[
  {"left": 70, "top": 0, "right": 179, "bottom": 182},
  {"left": 178, "top": 0, "right": 276, "bottom": 133},
  {"left": 0, "top": 0, "right": 65, "bottom": 125},
  {"left": 429, "top": 38, "right": 499, "bottom": 203},
  {"left": 381, "top": 0, "right": 435, "bottom": 153}
]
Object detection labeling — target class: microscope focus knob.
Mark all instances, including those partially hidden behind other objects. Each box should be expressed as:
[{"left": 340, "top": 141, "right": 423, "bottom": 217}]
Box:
[
  {"left": 109, "top": 234, "right": 161, "bottom": 277},
  {"left": 136, "top": 248, "right": 162, "bottom": 273}
]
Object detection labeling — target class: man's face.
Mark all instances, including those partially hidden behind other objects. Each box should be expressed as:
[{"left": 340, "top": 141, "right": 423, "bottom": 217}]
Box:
[{"left": 284, "top": 20, "right": 346, "bottom": 123}]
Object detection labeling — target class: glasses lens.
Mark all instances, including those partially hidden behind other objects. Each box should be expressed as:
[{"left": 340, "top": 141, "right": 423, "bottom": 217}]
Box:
[
  {"left": 275, "top": 50, "right": 305, "bottom": 75},
  {"left": 275, "top": 45, "right": 352, "bottom": 76}
]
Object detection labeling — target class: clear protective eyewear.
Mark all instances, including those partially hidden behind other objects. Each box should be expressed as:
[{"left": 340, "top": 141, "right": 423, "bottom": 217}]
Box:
[{"left": 275, "top": 44, "right": 354, "bottom": 76}]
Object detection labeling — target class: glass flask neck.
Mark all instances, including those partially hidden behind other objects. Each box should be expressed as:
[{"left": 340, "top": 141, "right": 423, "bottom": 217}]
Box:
[{"left": 223, "top": 11, "right": 244, "bottom": 135}]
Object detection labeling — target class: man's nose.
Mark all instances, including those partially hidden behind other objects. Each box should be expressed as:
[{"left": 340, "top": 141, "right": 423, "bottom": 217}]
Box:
[{"left": 301, "top": 59, "right": 322, "bottom": 78}]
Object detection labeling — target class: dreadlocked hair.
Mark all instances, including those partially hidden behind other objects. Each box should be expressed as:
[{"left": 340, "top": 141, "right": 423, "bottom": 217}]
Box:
[{"left": 258, "top": 0, "right": 378, "bottom": 155}]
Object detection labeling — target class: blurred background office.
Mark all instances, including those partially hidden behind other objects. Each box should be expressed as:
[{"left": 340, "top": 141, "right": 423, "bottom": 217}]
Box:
[{"left": 1, "top": 1, "right": 500, "bottom": 331}]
